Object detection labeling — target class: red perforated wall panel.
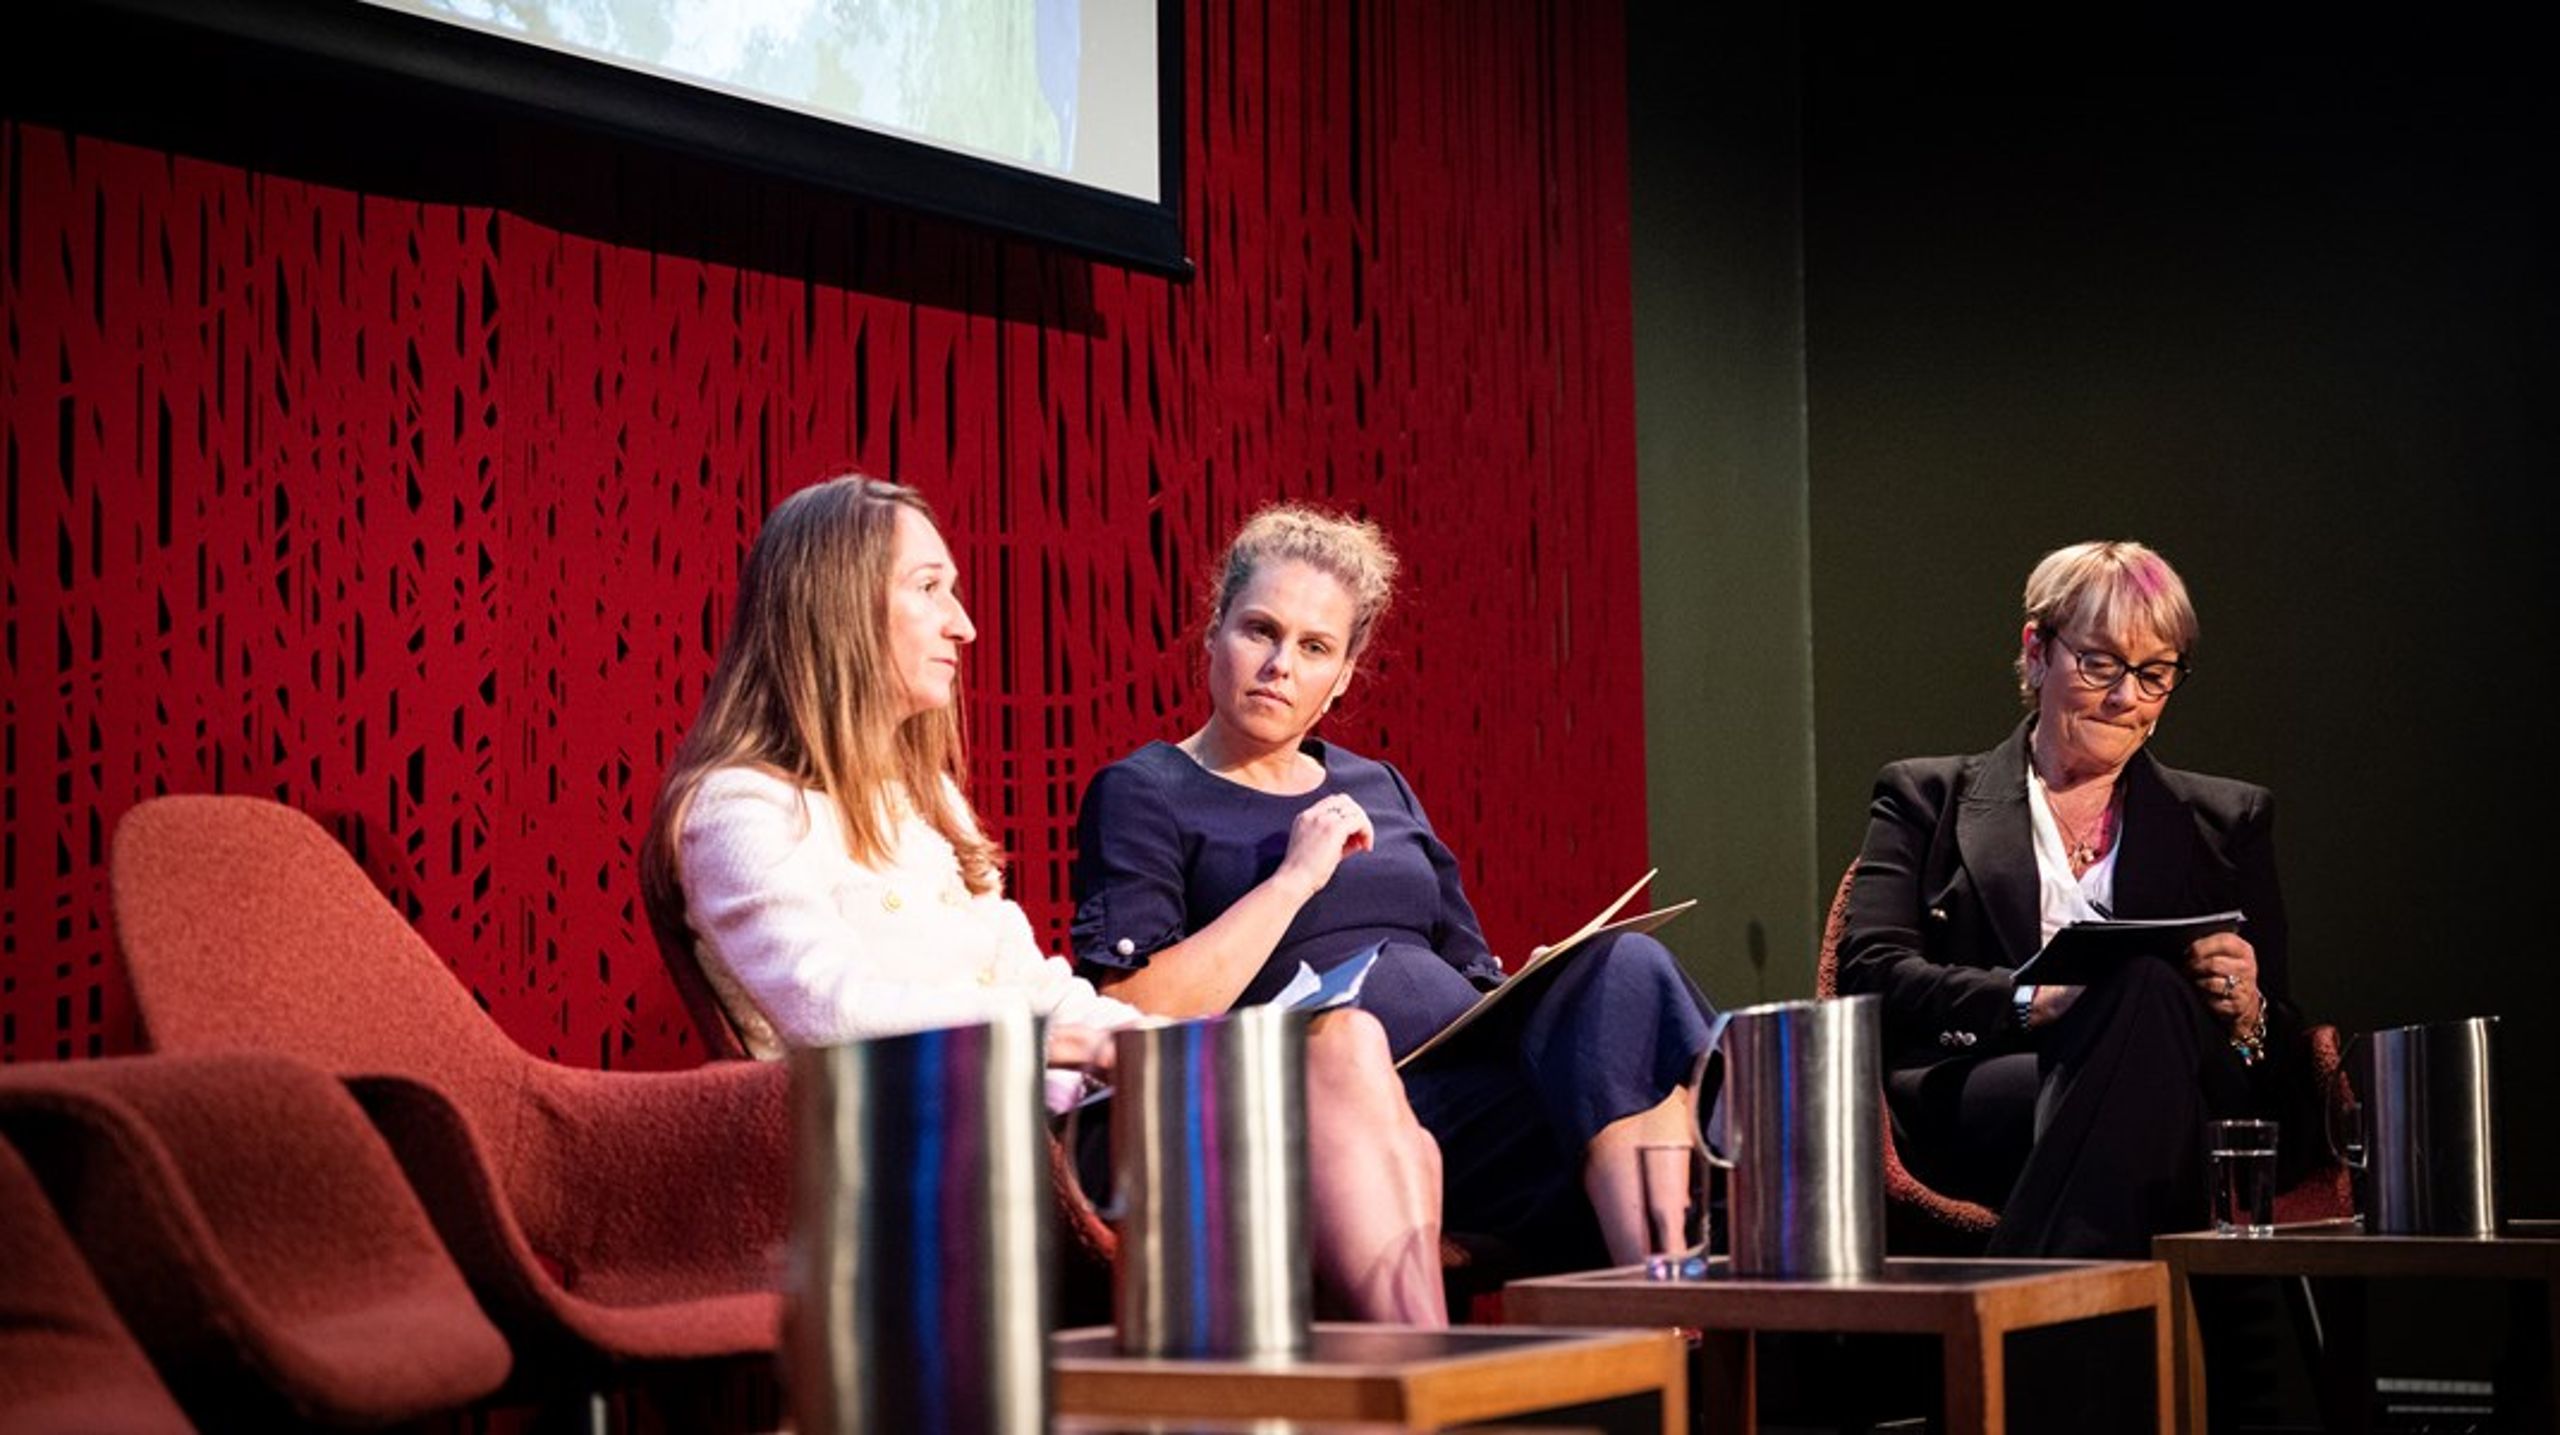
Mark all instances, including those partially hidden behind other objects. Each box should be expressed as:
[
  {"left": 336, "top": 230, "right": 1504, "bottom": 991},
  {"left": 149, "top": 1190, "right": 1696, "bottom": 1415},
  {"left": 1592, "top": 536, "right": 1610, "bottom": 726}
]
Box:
[{"left": 1, "top": 2, "right": 1641, "bottom": 1068}]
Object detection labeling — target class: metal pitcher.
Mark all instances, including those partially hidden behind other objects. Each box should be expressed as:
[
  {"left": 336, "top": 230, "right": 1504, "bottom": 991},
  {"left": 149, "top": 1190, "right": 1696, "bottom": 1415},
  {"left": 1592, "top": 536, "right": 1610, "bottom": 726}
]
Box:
[
  {"left": 1701, "top": 995, "right": 1885, "bottom": 1280},
  {"left": 2334, "top": 1015, "right": 2504, "bottom": 1236},
  {"left": 785, "top": 1009, "right": 1052, "bottom": 1435},
  {"left": 1101, "top": 1004, "right": 1312, "bottom": 1358}
]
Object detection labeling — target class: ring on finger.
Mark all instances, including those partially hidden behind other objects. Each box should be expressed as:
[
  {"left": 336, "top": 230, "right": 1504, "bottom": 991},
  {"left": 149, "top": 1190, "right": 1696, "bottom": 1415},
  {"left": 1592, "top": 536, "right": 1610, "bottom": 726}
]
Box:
[{"left": 2219, "top": 973, "right": 2236, "bottom": 997}]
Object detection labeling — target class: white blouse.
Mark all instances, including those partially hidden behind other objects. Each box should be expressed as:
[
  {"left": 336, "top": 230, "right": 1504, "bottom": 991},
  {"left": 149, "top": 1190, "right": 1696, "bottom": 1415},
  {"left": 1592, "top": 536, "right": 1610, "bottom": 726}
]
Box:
[
  {"left": 2026, "top": 764, "right": 2120, "bottom": 950},
  {"left": 677, "top": 765, "right": 1140, "bottom": 1105}
]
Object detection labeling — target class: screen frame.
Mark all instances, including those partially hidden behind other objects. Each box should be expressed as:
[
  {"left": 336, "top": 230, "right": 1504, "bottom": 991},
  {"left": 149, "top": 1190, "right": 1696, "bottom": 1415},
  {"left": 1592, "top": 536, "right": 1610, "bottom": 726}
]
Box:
[{"left": 88, "top": 0, "right": 1192, "bottom": 278}]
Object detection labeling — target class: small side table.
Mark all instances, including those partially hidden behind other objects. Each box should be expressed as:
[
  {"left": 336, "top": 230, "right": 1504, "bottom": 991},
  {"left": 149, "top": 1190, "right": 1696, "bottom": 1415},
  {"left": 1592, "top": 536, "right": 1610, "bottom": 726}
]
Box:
[
  {"left": 1052, "top": 1322, "right": 1686, "bottom": 1433},
  {"left": 2153, "top": 1218, "right": 2560, "bottom": 1434},
  {"left": 1503, "top": 1257, "right": 2171, "bottom": 1434}
]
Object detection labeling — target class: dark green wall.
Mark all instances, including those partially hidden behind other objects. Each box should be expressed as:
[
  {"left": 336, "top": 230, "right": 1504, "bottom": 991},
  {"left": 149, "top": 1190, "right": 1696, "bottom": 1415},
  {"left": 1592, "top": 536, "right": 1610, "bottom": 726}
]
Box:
[
  {"left": 1628, "top": 4, "right": 1817, "bottom": 1013},
  {"left": 1634, "top": 7, "right": 2555, "bottom": 1209},
  {"left": 1799, "top": 14, "right": 2557, "bottom": 1207}
]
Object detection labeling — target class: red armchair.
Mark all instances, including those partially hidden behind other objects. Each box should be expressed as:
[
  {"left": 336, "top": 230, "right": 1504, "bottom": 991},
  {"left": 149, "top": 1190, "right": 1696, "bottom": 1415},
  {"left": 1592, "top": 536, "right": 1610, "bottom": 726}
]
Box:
[
  {"left": 0, "top": 1139, "right": 194, "bottom": 1435},
  {"left": 1815, "top": 860, "right": 2353, "bottom": 1250},
  {"left": 648, "top": 916, "right": 1124, "bottom": 1324},
  {"left": 109, "top": 795, "right": 789, "bottom": 1395},
  {"left": 0, "top": 1051, "right": 509, "bottom": 1428},
  {"left": 1812, "top": 862, "right": 2002, "bottom": 1246}
]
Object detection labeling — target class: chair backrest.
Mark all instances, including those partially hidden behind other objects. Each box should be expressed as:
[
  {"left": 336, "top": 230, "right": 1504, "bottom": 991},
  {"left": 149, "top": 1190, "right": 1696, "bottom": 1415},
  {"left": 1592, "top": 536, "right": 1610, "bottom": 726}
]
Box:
[
  {"left": 0, "top": 1139, "right": 194, "bottom": 1434},
  {"left": 1815, "top": 859, "right": 1856, "bottom": 1000},
  {"left": 0, "top": 1052, "right": 510, "bottom": 1425},
  {"left": 650, "top": 909, "right": 753, "bottom": 1062},
  {"left": 111, "top": 795, "right": 528, "bottom": 1117},
  {"left": 113, "top": 796, "right": 798, "bottom": 1369}
]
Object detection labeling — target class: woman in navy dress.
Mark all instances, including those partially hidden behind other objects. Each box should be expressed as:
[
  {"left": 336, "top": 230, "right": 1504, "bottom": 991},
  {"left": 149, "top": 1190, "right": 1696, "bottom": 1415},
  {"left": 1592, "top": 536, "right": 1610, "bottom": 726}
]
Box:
[{"left": 1072, "top": 505, "right": 1717, "bottom": 1270}]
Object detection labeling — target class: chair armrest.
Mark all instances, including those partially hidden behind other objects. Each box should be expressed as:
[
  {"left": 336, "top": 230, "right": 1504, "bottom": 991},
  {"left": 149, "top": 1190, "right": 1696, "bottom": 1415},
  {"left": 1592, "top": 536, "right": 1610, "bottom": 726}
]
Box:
[
  {"left": 506, "top": 1059, "right": 792, "bottom": 1303},
  {"left": 2271, "top": 1022, "right": 2356, "bottom": 1222}
]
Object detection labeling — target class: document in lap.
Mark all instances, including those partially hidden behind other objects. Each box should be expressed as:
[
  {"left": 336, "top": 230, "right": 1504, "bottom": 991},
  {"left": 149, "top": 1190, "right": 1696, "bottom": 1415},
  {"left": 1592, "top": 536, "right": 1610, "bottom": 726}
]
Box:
[
  {"left": 2008, "top": 910, "right": 2245, "bottom": 988},
  {"left": 1273, "top": 943, "right": 1382, "bottom": 1013},
  {"left": 1394, "top": 868, "right": 1696, "bottom": 1071},
  {"left": 1071, "top": 946, "right": 1384, "bottom": 1111}
]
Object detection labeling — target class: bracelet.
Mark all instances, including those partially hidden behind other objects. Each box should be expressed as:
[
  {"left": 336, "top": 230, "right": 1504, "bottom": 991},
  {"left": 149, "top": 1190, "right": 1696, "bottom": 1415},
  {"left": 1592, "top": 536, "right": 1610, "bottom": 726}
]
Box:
[{"left": 2230, "top": 1004, "right": 2269, "bottom": 1066}]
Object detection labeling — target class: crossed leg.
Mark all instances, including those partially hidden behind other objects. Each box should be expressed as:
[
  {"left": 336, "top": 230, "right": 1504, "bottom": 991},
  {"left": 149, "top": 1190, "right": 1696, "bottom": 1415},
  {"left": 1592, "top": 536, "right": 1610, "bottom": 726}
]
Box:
[{"left": 1305, "top": 1008, "right": 1448, "bottom": 1325}]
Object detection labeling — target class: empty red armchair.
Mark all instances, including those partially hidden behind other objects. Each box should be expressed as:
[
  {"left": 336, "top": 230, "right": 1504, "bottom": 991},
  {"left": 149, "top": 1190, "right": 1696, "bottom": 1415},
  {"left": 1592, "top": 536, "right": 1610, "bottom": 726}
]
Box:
[
  {"left": 0, "top": 1139, "right": 194, "bottom": 1435},
  {"left": 109, "top": 795, "right": 790, "bottom": 1385},
  {"left": 0, "top": 1051, "right": 509, "bottom": 1428}
]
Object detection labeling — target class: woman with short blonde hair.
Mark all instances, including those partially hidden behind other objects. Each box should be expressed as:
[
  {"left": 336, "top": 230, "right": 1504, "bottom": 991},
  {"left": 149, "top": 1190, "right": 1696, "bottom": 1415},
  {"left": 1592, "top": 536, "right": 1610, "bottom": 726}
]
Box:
[{"left": 1839, "top": 538, "right": 2301, "bottom": 1257}]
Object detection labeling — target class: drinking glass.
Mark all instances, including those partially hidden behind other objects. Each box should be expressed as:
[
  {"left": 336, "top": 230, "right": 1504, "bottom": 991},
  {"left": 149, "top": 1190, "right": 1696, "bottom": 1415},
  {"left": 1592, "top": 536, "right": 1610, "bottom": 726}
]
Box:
[
  {"left": 2209, "top": 1118, "right": 2279, "bottom": 1236},
  {"left": 1636, "top": 1142, "right": 1709, "bottom": 1279}
]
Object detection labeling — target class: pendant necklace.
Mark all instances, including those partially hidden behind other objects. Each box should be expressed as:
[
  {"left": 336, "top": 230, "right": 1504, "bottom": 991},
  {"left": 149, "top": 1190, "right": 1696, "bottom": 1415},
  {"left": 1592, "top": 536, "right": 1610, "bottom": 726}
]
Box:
[
  {"left": 2033, "top": 729, "right": 2115, "bottom": 870},
  {"left": 2052, "top": 788, "right": 2113, "bottom": 869}
]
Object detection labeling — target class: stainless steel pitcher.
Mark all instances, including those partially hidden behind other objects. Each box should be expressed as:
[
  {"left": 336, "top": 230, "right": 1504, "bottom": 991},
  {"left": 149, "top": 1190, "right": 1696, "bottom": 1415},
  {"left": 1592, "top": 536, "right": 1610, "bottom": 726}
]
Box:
[
  {"left": 2336, "top": 1015, "right": 2504, "bottom": 1236},
  {"left": 1106, "top": 1004, "right": 1312, "bottom": 1358},
  {"left": 1702, "top": 995, "right": 1885, "bottom": 1280},
  {"left": 785, "top": 1008, "right": 1052, "bottom": 1435}
]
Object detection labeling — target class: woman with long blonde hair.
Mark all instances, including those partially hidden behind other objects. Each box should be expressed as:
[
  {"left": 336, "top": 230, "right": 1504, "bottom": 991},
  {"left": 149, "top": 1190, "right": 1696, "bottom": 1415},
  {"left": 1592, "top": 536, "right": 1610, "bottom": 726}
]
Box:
[{"left": 644, "top": 475, "right": 1447, "bottom": 1323}]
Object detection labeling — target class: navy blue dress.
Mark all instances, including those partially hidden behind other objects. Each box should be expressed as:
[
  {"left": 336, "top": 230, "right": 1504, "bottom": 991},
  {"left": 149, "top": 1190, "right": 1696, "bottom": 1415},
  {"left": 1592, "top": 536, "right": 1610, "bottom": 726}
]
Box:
[{"left": 1072, "top": 739, "right": 1716, "bottom": 1266}]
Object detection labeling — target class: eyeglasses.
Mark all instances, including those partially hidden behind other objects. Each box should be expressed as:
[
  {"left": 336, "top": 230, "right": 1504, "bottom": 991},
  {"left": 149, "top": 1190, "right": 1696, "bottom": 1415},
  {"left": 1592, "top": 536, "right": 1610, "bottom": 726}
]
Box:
[{"left": 2043, "top": 630, "right": 2189, "bottom": 699}]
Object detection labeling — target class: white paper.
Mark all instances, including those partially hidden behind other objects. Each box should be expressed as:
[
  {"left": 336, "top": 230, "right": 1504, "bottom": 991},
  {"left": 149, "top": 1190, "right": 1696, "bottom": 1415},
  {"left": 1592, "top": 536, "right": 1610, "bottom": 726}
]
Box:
[{"left": 1273, "top": 942, "right": 1381, "bottom": 1013}]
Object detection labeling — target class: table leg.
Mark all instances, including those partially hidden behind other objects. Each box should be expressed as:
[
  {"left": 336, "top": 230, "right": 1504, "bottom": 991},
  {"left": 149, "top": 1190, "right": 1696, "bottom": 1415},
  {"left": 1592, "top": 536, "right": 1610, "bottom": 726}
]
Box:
[
  {"left": 1944, "top": 1318, "right": 1998, "bottom": 1435},
  {"left": 2311, "top": 1276, "right": 2370, "bottom": 1435},
  {"left": 2543, "top": 1275, "right": 2559, "bottom": 1435},
  {"left": 1695, "top": 1330, "right": 1752, "bottom": 1434},
  {"left": 2168, "top": 1262, "right": 2205, "bottom": 1435},
  {"left": 2149, "top": 1298, "right": 2175, "bottom": 1435}
]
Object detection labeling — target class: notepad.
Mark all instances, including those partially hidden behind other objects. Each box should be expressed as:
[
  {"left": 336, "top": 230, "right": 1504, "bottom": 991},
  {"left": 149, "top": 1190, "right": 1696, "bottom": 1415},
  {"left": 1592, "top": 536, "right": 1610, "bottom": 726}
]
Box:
[
  {"left": 1395, "top": 868, "right": 1695, "bottom": 1070},
  {"left": 2010, "top": 910, "right": 2245, "bottom": 987}
]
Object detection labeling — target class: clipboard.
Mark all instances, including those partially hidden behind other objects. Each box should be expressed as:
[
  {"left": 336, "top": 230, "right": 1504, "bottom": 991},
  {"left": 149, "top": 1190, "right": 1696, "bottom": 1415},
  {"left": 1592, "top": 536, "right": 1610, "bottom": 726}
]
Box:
[
  {"left": 1394, "top": 868, "right": 1695, "bottom": 1070},
  {"left": 2010, "top": 909, "right": 2245, "bottom": 987}
]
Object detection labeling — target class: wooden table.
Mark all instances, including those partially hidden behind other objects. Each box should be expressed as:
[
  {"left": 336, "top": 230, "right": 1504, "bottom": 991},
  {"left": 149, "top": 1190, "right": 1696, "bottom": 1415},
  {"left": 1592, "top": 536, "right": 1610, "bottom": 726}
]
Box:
[
  {"left": 1503, "top": 1257, "right": 2172, "bottom": 1434},
  {"left": 778, "top": 1415, "right": 1550, "bottom": 1433},
  {"left": 2154, "top": 1218, "right": 2560, "bottom": 1434},
  {"left": 1052, "top": 1322, "right": 1685, "bottom": 1433}
]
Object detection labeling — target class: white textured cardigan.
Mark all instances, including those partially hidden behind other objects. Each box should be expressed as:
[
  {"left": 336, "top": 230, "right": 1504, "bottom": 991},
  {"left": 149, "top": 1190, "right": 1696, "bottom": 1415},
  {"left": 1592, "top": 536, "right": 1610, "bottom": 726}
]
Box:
[{"left": 677, "top": 765, "right": 1139, "bottom": 1104}]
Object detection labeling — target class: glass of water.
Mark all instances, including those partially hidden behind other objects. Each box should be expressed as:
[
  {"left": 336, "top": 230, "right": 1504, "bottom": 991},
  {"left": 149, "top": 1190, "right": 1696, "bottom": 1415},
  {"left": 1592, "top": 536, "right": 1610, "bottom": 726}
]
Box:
[
  {"left": 2209, "top": 1118, "right": 2279, "bottom": 1236},
  {"left": 1637, "top": 1142, "right": 1709, "bottom": 1279}
]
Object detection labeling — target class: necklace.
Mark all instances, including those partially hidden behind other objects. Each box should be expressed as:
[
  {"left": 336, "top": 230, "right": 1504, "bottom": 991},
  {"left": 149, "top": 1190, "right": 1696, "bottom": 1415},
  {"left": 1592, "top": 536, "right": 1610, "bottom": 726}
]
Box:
[
  {"left": 2031, "top": 728, "right": 2120, "bottom": 870},
  {"left": 2049, "top": 787, "right": 2114, "bottom": 869}
]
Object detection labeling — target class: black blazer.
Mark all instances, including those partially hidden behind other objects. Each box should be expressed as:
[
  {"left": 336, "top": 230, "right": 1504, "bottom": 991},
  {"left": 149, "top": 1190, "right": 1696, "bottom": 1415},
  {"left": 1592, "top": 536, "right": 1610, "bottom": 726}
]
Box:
[{"left": 1838, "top": 720, "right": 2292, "bottom": 1072}]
